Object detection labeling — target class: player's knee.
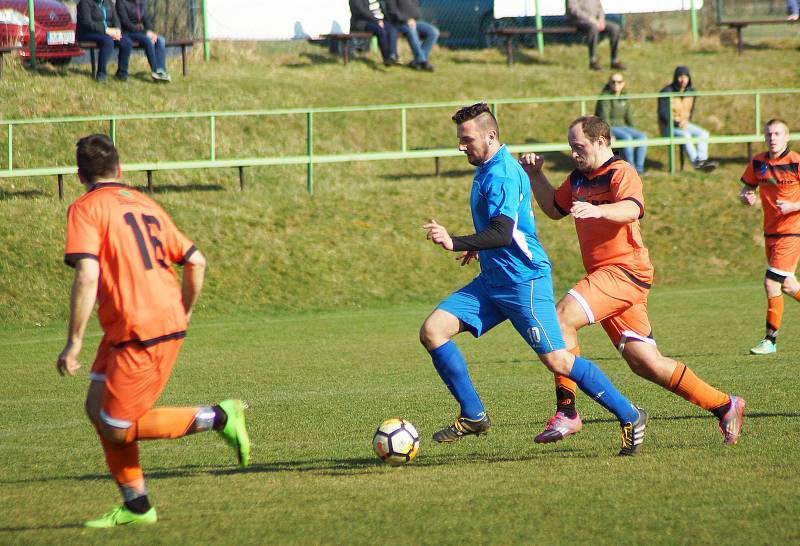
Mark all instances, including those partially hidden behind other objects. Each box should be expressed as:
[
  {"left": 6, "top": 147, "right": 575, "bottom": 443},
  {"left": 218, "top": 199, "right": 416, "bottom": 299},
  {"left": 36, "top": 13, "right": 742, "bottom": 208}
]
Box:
[
  {"left": 539, "top": 349, "right": 572, "bottom": 375},
  {"left": 98, "top": 424, "right": 128, "bottom": 445},
  {"left": 419, "top": 321, "right": 441, "bottom": 351}
]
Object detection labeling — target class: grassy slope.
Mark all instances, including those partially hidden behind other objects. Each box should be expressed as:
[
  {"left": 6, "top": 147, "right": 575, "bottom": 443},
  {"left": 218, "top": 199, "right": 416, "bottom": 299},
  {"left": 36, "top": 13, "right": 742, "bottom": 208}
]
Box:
[{"left": 1, "top": 37, "right": 799, "bottom": 324}]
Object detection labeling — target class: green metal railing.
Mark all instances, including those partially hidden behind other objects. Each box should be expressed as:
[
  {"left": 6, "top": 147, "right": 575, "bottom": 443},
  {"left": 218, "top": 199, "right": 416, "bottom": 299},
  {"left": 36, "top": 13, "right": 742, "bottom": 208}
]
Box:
[{"left": 1, "top": 88, "right": 797, "bottom": 199}]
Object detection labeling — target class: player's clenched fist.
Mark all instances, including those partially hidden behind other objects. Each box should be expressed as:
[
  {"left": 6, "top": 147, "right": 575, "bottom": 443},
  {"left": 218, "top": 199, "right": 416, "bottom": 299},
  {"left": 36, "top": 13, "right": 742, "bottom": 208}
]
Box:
[{"left": 423, "top": 219, "right": 454, "bottom": 251}]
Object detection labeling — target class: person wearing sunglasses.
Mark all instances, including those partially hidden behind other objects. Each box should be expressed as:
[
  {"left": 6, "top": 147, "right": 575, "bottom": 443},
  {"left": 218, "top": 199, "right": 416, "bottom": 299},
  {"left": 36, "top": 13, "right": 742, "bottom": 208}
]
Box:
[{"left": 595, "top": 73, "right": 647, "bottom": 174}]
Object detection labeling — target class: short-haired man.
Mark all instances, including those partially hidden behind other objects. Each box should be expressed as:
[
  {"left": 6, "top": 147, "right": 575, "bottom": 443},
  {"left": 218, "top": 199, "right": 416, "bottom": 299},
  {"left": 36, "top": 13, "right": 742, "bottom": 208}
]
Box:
[
  {"left": 520, "top": 116, "right": 745, "bottom": 446},
  {"left": 421, "top": 103, "right": 648, "bottom": 456},
  {"left": 739, "top": 119, "right": 800, "bottom": 355},
  {"left": 57, "top": 134, "right": 250, "bottom": 528}
]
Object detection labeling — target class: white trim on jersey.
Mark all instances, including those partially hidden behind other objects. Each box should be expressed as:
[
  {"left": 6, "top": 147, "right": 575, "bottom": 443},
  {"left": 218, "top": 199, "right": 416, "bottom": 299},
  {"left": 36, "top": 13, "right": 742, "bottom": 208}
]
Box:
[
  {"left": 618, "top": 330, "right": 657, "bottom": 353},
  {"left": 767, "top": 266, "right": 796, "bottom": 278},
  {"left": 100, "top": 409, "right": 132, "bottom": 430}
]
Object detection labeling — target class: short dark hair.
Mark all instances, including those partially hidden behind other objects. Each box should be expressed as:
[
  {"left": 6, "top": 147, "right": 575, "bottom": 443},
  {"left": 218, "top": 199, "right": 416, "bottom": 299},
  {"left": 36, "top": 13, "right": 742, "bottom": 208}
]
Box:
[
  {"left": 569, "top": 116, "right": 611, "bottom": 143},
  {"left": 76, "top": 134, "right": 120, "bottom": 183},
  {"left": 452, "top": 102, "right": 500, "bottom": 137},
  {"left": 765, "top": 118, "right": 788, "bottom": 131}
]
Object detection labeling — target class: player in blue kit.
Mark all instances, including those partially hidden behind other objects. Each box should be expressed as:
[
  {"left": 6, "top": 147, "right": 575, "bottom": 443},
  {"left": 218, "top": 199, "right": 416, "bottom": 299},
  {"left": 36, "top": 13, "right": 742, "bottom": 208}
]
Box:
[{"left": 420, "top": 103, "right": 648, "bottom": 455}]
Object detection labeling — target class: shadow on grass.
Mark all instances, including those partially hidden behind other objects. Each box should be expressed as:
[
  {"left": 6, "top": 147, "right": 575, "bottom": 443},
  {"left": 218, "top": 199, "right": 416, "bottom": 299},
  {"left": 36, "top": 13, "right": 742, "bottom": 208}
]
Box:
[
  {"left": 287, "top": 52, "right": 342, "bottom": 68},
  {"left": 128, "top": 183, "right": 227, "bottom": 194},
  {"left": 380, "top": 168, "right": 473, "bottom": 180},
  {"left": 0, "top": 523, "right": 84, "bottom": 533},
  {"left": 0, "top": 188, "right": 47, "bottom": 200}
]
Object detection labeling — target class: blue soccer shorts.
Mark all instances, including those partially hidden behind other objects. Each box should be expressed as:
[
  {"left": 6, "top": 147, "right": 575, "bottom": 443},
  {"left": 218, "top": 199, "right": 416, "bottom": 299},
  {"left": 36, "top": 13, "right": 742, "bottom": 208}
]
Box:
[{"left": 437, "top": 274, "right": 565, "bottom": 354}]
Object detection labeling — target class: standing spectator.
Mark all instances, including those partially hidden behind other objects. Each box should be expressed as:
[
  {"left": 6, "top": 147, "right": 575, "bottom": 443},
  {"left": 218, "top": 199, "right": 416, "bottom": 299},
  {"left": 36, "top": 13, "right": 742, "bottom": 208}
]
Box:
[
  {"left": 349, "top": 0, "right": 399, "bottom": 66},
  {"left": 76, "top": 0, "right": 133, "bottom": 83},
  {"left": 385, "top": 0, "right": 440, "bottom": 71},
  {"left": 658, "top": 66, "right": 718, "bottom": 172},
  {"left": 116, "top": 0, "right": 171, "bottom": 82},
  {"left": 595, "top": 72, "right": 647, "bottom": 173},
  {"left": 788, "top": 0, "right": 799, "bottom": 21},
  {"left": 566, "top": 0, "right": 624, "bottom": 71}
]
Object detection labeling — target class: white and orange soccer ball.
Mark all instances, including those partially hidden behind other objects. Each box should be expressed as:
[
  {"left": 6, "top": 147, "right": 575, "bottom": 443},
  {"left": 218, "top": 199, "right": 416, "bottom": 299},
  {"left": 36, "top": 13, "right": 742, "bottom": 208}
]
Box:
[{"left": 372, "top": 418, "right": 420, "bottom": 466}]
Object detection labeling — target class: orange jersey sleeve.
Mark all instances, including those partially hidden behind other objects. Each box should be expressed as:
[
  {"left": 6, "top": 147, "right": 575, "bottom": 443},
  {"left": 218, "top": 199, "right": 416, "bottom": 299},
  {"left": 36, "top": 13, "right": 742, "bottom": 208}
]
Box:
[
  {"left": 742, "top": 150, "right": 800, "bottom": 235},
  {"left": 553, "top": 177, "right": 574, "bottom": 217},
  {"left": 64, "top": 183, "right": 195, "bottom": 345}
]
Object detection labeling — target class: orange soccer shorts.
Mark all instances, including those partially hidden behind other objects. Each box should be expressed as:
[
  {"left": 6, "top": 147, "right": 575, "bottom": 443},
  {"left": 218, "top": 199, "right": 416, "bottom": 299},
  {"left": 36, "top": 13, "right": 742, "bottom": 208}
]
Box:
[
  {"left": 567, "top": 265, "right": 654, "bottom": 350},
  {"left": 90, "top": 337, "right": 184, "bottom": 428},
  {"left": 765, "top": 236, "right": 800, "bottom": 278}
]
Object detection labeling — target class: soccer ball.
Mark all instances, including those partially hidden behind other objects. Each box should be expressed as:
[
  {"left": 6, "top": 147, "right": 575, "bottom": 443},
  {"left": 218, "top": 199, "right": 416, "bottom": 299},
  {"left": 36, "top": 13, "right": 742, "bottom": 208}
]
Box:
[{"left": 372, "top": 418, "right": 420, "bottom": 466}]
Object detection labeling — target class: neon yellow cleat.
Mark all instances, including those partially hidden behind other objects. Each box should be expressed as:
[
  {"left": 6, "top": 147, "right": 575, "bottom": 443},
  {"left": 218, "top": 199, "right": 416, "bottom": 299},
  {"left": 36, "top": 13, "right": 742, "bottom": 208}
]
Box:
[
  {"left": 85, "top": 505, "right": 157, "bottom": 528},
  {"left": 217, "top": 399, "right": 251, "bottom": 467}
]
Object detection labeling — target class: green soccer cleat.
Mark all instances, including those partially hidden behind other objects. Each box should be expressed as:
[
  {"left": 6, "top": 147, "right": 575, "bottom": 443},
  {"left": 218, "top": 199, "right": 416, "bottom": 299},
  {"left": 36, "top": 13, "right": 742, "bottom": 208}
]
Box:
[
  {"left": 217, "top": 399, "right": 251, "bottom": 467},
  {"left": 432, "top": 414, "right": 492, "bottom": 443},
  {"left": 84, "top": 505, "right": 157, "bottom": 528},
  {"left": 619, "top": 407, "right": 648, "bottom": 456},
  {"left": 749, "top": 339, "right": 776, "bottom": 355}
]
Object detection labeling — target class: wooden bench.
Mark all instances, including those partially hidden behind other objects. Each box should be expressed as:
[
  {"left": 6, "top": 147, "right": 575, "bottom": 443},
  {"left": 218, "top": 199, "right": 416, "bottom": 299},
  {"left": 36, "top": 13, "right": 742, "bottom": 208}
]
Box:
[
  {"left": 719, "top": 18, "right": 798, "bottom": 54},
  {"left": 78, "top": 38, "right": 196, "bottom": 78},
  {"left": 487, "top": 27, "right": 578, "bottom": 66},
  {"left": 0, "top": 46, "right": 21, "bottom": 80}
]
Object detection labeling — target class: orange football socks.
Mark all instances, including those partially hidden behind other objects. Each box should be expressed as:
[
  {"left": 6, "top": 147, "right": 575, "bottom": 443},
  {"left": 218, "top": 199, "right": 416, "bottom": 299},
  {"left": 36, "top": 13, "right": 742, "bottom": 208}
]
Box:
[
  {"left": 766, "top": 295, "right": 784, "bottom": 334},
  {"left": 668, "top": 362, "right": 729, "bottom": 414}
]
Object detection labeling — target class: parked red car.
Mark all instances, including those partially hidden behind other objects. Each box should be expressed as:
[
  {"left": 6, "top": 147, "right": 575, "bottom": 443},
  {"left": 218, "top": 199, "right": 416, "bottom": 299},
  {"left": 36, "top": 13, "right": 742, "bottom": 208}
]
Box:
[{"left": 0, "top": 0, "right": 82, "bottom": 65}]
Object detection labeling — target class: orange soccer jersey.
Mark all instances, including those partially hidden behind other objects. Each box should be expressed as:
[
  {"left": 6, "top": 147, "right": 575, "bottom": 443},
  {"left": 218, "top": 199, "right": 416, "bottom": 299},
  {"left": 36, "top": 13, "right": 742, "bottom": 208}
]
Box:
[
  {"left": 554, "top": 157, "right": 654, "bottom": 283},
  {"left": 64, "top": 182, "right": 195, "bottom": 346},
  {"left": 741, "top": 149, "right": 800, "bottom": 236}
]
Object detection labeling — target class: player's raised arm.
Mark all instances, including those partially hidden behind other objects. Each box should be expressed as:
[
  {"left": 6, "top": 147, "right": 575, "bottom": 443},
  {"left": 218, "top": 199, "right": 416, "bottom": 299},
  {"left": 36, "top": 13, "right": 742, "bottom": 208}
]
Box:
[
  {"left": 181, "top": 249, "right": 206, "bottom": 322},
  {"left": 57, "top": 257, "right": 99, "bottom": 376},
  {"left": 519, "top": 154, "right": 563, "bottom": 220}
]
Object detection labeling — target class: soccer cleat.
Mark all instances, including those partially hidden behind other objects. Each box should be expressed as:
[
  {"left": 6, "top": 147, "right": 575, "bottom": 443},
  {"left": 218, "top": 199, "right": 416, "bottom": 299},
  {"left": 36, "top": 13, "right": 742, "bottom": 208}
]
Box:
[
  {"left": 84, "top": 505, "right": 157, "bottom": 528},
  {"left": 749, "top": 339, "right": 776, "bottom": 355},
  {"left": 217, "top": 399, "right": 251, "bottom": 467},
  {"left": 534, "top": 411, "right": 583, "bottom": 444},
  {"left": 719, "top": 395, "right": 746, "bottom": 445},
  {"left": 618, "top": 407, "right": 648, "bottom": 456},
  {"left": 432, "top": 414, "right": 492, "bottom": 443}
]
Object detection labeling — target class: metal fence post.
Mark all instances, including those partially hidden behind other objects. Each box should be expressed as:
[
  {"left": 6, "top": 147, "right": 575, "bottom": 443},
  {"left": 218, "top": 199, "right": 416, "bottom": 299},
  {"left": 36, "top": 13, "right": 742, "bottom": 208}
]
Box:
[
  {"left": 690, "top": 0, "right": 699, "bottom": 43},
  {"left": 210, "top": 115, "right": 216, "bottom": 161},
  {"left": 307, "top": 111, "right": 314, "bottom": 195},
  {"left": 109, "top": 118, "right": 116, "bottom": 144},
  {"left": 27, "top": 0, "right": 36, "bottom": 69},
  {"left": 534, "top": 0, "right": 544, "bottom": 55},
  {"left": 400, "top": 108, "right": 407, "bottom": 153},
  {"left": 202, "top": 0, "right": 210, "bottom": 61},
  {"left": 7, "top": 124, "right": 12, "bottom": 172}
]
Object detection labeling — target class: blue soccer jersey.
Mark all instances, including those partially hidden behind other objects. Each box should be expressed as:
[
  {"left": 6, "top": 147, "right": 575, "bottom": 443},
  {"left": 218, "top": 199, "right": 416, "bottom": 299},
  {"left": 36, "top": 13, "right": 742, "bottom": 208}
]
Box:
[{"left": 470, "top": 145, "right": 551, "bottom": 285}]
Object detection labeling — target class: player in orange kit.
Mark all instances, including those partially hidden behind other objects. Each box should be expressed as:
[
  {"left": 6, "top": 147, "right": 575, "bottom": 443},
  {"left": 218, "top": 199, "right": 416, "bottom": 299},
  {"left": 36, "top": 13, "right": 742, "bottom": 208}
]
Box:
[
  {"left": 740, "top": 119, "right": 800, "bottom": 355},
  {"left": 520, "top": 116, "right": 745, "bottom": 447},
  {"left": 56, "top": 134, "right": 250, "bottom": 528}
]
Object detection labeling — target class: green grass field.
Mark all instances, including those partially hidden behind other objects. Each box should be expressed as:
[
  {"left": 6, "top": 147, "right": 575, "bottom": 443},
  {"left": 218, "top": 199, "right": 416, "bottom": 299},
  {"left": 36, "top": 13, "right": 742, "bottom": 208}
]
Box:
[
  {"left": 2, "top": 284, "right": 799, "bottom": 544},
  {"left": 2, "top": 29, "right": 800, "bottom": 545}
]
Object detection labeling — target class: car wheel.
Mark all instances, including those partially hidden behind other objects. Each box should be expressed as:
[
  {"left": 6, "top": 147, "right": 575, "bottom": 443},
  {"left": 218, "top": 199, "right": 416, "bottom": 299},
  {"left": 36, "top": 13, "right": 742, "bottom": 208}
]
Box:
[{"left": 49, "top": 57, "right": 72, "bottom": 67}]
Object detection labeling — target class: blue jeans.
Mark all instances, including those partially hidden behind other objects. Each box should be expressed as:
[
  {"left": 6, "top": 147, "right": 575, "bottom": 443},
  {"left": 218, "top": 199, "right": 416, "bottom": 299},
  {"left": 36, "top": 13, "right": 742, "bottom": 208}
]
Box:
[
  {"left": 398, "top": 20, "right": 439, "bottom": 63},
  {"left": 77, "top": 31, "right": 132, "bottom": 78},
  {"left": 611, "top": 125, "right": 647, "bottom": 172},
  {"left": 124, "top": 32, "right": 166, "bottom": 72},
  {"left": 363, "top": 21, "right": 398, "bottom": 61},
  {"left": 661, "top": 123, "right": 710, "bottom": 164}
]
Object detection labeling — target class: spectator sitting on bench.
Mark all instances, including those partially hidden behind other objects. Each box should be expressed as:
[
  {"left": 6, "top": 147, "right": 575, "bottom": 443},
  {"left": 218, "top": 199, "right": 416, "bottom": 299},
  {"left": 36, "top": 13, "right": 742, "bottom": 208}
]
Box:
[
  {"left": 566, "top": 0, "right": 625, "bottom": 71},
  {"left": 385, "top": 0, "right": 439, "bottom": 71},
  {"left": 658, "top": 65, "right": 718, "bottom": 172},
  {"left": 595, "top": 72, "right": 647, "bottom": 174},
  {"left": 788, "top": 0, "right": 799, "bottom": 21},
  {"left": 349, "top": 0, "right": 399, "bottom": 66},
  {"left": 77, "top": 0, "right": 132, "bottom": 83},
  {"left": 116, "top": 0, "right": 171, "bottom": 82}
]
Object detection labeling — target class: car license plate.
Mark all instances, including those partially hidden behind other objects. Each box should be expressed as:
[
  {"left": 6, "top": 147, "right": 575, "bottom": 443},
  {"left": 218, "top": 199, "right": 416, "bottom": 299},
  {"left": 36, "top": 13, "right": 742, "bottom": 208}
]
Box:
[{"left": 46, "top": 31, "right": 74, "bottom": 45}]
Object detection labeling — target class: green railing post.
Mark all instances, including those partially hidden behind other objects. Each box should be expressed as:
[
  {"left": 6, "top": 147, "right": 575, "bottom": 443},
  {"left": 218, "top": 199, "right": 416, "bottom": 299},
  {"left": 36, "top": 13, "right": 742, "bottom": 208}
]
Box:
[
  {"left": 754, "top": 93, "right": 761, "bottom": 136},
  {"left": 306, "top": 111, "right": 314, "bottom": 195},
  {"left": 400, "top": 108, "right": 407, "bottom": 153},
  {"left": 7, "top": 124, "right": 12, "bottom": 172},
  {"left": 202, "top": 0, "right": 210, "bottom": 62},
  {"left": 534, "top": 0, "right": 544, "bottom": 55},
  {"left": 491, "top": 103, "right": 497, "bottom": 120},
  {"left": 27, "top": 0, "right": 36, "bottom": 69},
  {"left": 579, "top": 99, "right": 586, "bottom": 116},
  {"left": 668, "top": 102, "right": 676, "bottom": 174},
  {"left": 715, "top": 0, "right": 722, "bottom": 25},
  {"left": 209, "top": 115, "right": 216, "bottom": 160},
  {"left": 690, "top": 0, "right": 699, "bottom": 43},
  {"left": 109, "top": 119, "right": 116, "bottom": 144}
]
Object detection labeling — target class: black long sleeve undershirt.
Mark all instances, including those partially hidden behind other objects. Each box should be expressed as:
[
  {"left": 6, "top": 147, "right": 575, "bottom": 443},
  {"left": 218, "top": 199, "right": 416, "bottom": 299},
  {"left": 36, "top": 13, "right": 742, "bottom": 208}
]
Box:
[{"left": 451, "top": 215, "right": 515, "bottom": 252}]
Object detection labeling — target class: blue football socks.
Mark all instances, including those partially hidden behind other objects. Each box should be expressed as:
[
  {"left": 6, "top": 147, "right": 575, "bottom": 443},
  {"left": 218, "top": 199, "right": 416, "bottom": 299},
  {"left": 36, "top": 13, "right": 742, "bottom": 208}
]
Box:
[
  {"left": 429, "top": 341, "right": 485, "bottom": 420},
  {"left": 569, "top": 356, "right": 638, "bottom": 424}
]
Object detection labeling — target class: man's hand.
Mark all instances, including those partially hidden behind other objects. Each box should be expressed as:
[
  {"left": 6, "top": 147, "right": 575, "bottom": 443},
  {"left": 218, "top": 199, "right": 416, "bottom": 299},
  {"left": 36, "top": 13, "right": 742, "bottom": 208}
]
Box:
[
  {"left": 570, "top": 201, "right": 604, "bottom": 219},
  {"left": 597, "top": 18, "right": 606, "bottom": 31},
  {"left": 739, "top": 187, "right": 756, "bottom": 206},
  {"left": 146, "top": 30, "right": 158, "bottom": 43},
  {"left": 776, "top": 199, "right": 800, "bottom": 215},
  {"left": 457, "top": 250, "right": 478, "bottom": 266},
  {"left": 408, "top": 18, "right": 416, "bottom": 28},
  {"left": 106, "top": 27, "right": 121, "bottom": 40},
  {"left": 56, "top": 341, "right": 82, "bottom": 377},
  {"left": 519, "top": 153, "right": 544, "bottom": 176},
  {"left": 423, "top": 219, "right": 454, "bottom": 251}
]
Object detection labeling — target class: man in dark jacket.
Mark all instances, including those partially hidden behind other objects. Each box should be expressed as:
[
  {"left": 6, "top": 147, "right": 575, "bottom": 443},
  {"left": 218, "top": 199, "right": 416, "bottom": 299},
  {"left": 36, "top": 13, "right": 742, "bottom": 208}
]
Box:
[
  {"left": 77, "top": 0, "right": 133, "bottom": 83},
  {"left": 657, "top": 66, "right": 717, "bottom": 171},
  {"left": 566, "top": 0, "right": 624, "bottom": 71},
  {"left": 349, "top": 0, "right": 399, "bottom": 65},
  {"left": 116, "top": 0, "right": 170, "bottom": 82},
  {"left": 385, "top": 0, "right": 439, "bottom": 71}
]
